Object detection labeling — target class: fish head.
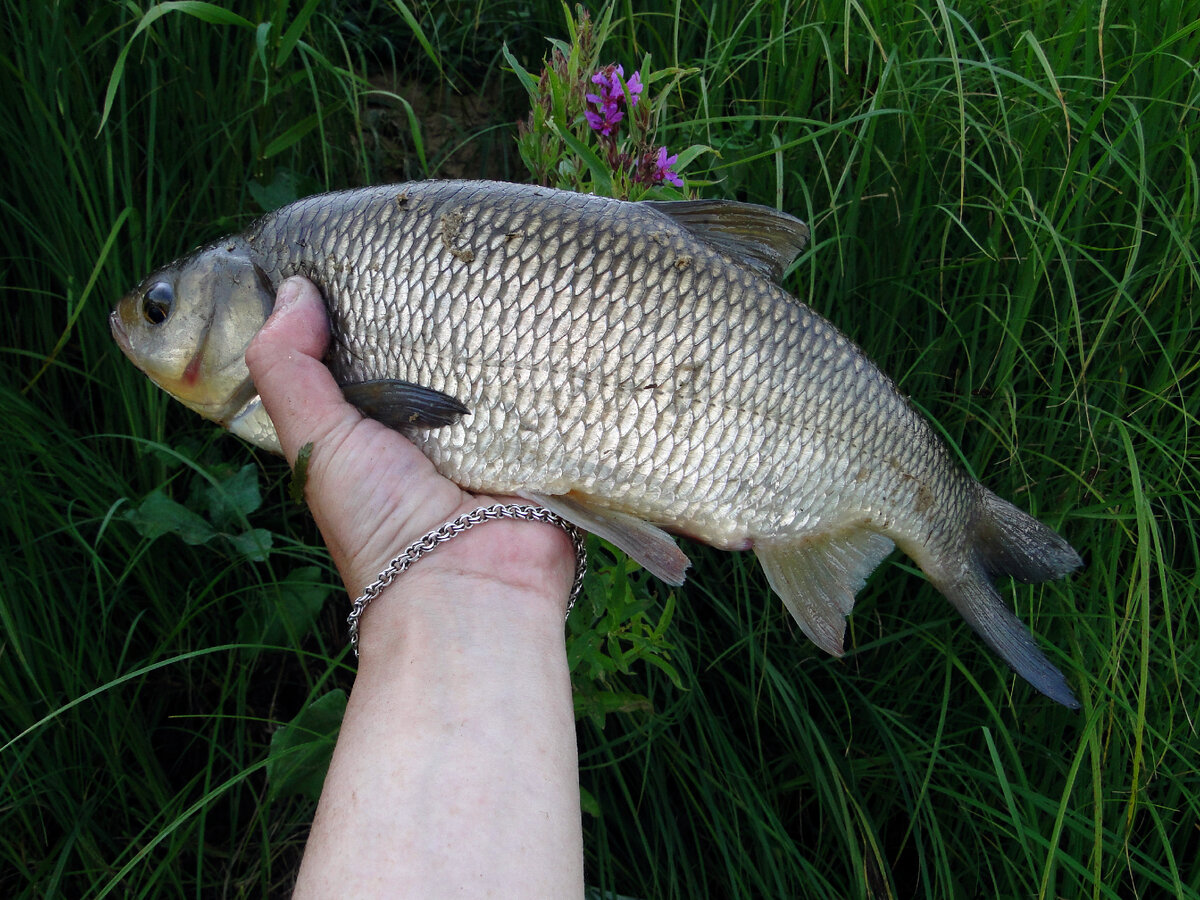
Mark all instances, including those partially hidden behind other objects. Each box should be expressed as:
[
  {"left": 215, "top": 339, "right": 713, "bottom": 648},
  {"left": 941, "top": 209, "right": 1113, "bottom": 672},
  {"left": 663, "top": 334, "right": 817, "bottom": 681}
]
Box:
[{"left": 111, "top": 237, "right": 278, "bottom": 447}]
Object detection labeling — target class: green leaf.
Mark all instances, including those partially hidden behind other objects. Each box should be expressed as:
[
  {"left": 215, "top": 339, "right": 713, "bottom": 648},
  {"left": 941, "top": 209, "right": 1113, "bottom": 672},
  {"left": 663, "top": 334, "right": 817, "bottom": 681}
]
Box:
[
  {"left": 501, "top": 42, "right": 539, "bottom": 98},
  {"left": 153, "top": 1, "right": 256, "bottom": 28},
  {"left": 148, "top": 439, "right": 202, "bottom": 470},
  {"left": 276, "top": 0, "right": 323, "bottom": 67},
  {"left": 384, "top": 0, "right": 450, "bottom": 88},
  {"left": 248, "top": 168, "right": 307, "bottom": 213},
  {"left": 262, "top": 112, "right": 323, "bottom": 159},
  {"left": 253, "top": 21, "right": 273, "bottom": 77},
  {"left": 267, "top": 690, "right": 347, "bottom": 803},
  {"left": 288, "top": 441, "right": 314, "bottom": 504},
  {"left": 572, "top": 688, "right": 652, "bottom": 730},
  {"left": 670, "top": 142, "right": 715, "bottom": 171},
  {"left": 236, "top": 566, "right": 330, "bottom": 650},
  {"left": 228, "top": 529, "right": 272, "bottom": 562},
  {"left": 198, "top": 463, "right": 262, "bottom": 529},
  {"left": 554, "top": 124, "right": 613, "bottom": 195},
  {"left": 391, "top": 94, "right": 429, "bottom": 178},
  {"left": 579, "top": 786, "right": 601, "bottom": 818},
  {"left": 124, "top": 490, "right": 216, "bottom": 546}
]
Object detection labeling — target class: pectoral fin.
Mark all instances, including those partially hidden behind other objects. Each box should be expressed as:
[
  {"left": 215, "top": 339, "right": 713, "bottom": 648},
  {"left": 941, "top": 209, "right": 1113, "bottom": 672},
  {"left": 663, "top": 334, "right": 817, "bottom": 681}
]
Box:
[
  {"left": 754, "top": 529, "right": 895, "bottom": 656},
  {"left": 519, "top": 490, "right": 691, "bottom": 585},
  {"left": 341, "top": 379, "right": 469, "bottom": 430},
  {"left": 227, "top": 393, "right": 283, "bottom": 454}
]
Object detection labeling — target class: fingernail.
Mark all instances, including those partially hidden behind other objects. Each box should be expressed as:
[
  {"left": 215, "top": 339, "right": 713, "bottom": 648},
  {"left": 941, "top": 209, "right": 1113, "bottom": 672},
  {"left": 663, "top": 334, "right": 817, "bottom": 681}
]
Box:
[{"left": 273, "top": 277, "right": 305, "bottom": 316}]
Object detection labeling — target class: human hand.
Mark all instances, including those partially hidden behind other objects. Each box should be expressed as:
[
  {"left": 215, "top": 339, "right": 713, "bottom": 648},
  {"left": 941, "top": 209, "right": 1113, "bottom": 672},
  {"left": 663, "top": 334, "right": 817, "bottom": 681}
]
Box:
[
  {"left": 247, "top": 276, "right": 585, "bottom": 898},
  {"left": 244, "top": 276, "right": 579, "bottom": 653}
]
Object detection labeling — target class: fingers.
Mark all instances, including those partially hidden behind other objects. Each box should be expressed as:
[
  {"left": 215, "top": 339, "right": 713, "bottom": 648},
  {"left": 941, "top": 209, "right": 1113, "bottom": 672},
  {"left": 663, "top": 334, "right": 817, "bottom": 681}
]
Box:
[
  {"left": 243, "top": 277, "right": 576, "bottom": 612},
  {"left": 245, "top": 277, "right": 362, "bottom": 464}
]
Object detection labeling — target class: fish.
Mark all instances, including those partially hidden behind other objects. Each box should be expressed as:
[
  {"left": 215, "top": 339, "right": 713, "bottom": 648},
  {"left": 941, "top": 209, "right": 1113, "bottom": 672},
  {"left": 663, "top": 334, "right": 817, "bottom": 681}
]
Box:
[{"left": 111, "top": 179, "right": 1083, "bottom": 706}]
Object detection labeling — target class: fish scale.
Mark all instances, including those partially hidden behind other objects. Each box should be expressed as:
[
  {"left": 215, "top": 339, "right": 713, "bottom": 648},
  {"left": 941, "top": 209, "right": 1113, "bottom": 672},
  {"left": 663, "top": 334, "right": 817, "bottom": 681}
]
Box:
[
  {"left": 113, "top": 179, "right": 1083, "bottom": 707},
  {"left": 249, "top": 182, "right": 951, "bottom": 551}
]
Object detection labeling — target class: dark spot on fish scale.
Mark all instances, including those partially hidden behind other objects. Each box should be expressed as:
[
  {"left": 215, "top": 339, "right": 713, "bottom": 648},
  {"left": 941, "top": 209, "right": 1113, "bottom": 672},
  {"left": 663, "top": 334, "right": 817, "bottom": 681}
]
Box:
[
  {"left": 438, "top": 209, "right": 475, "bottom": 264},
  {"left": 395, "top": 191, "right": 408, "bottom": 207},
  {"left": 914, "top": 481, "right": 935, "bottom": 514},
  {"left": 674, "top": 256, "right": 692, "bottom": 270},
  {"left": 892, "top": 467, "right": 935, "bottom": 515}
]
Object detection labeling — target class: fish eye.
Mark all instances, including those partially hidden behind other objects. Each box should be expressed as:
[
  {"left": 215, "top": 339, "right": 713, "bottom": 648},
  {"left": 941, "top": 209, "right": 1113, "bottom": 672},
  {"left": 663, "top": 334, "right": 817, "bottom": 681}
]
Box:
[{"left": 142, "top": 282, "right": 173, "bottom": 325}]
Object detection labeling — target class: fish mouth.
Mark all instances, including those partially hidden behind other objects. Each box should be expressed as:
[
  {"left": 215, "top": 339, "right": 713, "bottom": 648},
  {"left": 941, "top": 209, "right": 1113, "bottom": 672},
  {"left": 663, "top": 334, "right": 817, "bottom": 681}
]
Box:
[{"left": 109, "top": 310, "right": 132, "bottom": 356}]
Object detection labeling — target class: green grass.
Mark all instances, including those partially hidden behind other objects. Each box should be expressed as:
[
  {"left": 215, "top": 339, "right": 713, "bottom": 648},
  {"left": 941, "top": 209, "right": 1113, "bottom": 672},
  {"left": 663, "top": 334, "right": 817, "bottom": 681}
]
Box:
[{"left": 2, "top": 0, "right": 1197, "bottom": 897}]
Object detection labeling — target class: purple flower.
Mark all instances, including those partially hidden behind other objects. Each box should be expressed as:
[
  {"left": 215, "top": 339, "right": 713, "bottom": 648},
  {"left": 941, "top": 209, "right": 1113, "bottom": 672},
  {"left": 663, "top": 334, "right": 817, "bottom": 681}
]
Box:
[
  {"left": 649, "top": 146, "right": 683, "bottom": 186},
  {"left": 590, "top": 65, "right": 619, "bottom": 95},
  {"left": 584, "top": 105, "right": 623, "bottom": 136},
  {"left": 584, "top": 64, "right": 642, "bottom": 136},
  {"left": 591, "top": 64, "right": 641, "bottom": 105},
  {"left": 623, "top": 69, "right": 643, "bottom": 106}
]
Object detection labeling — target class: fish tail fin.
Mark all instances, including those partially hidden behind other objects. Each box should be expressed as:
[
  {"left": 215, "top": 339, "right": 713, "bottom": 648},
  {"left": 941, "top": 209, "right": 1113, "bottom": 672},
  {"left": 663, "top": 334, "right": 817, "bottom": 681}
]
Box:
[
  {"left": 970, "top": 489, "right": 1083, "bottom": 584},
  {"left": 932, "top": 488, "right": 1082, "bottom": 708}
]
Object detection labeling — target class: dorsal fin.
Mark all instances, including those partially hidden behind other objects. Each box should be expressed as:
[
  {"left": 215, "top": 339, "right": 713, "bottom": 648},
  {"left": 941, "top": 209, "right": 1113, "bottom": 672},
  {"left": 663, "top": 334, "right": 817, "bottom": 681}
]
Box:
[{"left": 646, "top": 198, "right": 809, "bottom": 283}]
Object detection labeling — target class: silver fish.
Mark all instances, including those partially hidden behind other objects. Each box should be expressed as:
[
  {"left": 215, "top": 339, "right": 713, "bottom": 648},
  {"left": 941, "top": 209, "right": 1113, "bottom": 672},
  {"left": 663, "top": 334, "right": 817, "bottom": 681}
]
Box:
[{"left": 112, "top": 180, "right": 1082, "bottom": 706}]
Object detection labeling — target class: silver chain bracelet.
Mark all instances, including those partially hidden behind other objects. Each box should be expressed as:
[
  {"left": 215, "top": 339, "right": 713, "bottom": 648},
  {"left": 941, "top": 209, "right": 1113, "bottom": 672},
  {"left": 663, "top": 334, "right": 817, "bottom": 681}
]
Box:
[{"left": 346, "top": 503, "right": 588, "bottom": 656}]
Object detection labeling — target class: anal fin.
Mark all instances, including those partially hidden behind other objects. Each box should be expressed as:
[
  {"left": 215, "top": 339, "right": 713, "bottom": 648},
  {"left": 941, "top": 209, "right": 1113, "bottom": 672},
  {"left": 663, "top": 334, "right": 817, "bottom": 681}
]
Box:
[
  {"left": 519, "top": 491, "right": 691, "bottom": 585},
  {"left": 755, "top": 529, "right": 895, "bottom": 656}
]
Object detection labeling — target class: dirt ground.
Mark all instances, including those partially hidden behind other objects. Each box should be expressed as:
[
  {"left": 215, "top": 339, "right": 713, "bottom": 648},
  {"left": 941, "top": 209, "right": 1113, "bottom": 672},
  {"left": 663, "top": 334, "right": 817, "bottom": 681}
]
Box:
[{"left": 363, "top": 74, "right": 522, "bottom": 182}]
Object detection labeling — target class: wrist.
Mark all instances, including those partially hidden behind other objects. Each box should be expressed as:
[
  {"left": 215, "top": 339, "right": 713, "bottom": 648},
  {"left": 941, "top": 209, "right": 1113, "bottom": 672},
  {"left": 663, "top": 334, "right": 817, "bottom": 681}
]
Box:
[
  {"left": 352, "top": 567, "right": 571, "bottom": 658},
  {"left": 343, "top": 507, "right": 583, "bottom": 661}
]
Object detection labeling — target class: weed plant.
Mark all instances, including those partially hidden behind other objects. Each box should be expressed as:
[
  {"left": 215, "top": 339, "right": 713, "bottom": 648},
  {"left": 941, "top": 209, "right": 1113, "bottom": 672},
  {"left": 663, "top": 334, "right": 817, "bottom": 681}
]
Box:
[{"left": 1, "top": 1, "right": 1196, "bottom": 897}]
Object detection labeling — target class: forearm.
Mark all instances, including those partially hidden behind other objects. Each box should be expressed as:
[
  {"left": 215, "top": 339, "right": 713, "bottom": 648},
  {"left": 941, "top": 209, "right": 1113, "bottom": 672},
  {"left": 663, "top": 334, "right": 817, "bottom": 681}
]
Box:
[{"left": 292, "top": 565, "right": 584, "bottom": 899}]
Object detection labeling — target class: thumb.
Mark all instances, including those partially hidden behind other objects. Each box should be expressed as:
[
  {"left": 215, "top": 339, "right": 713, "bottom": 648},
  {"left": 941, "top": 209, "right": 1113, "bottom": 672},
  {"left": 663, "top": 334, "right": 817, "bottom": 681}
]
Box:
[{"left": 245, "top": 276, "right": 360, "bottom": 464}]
